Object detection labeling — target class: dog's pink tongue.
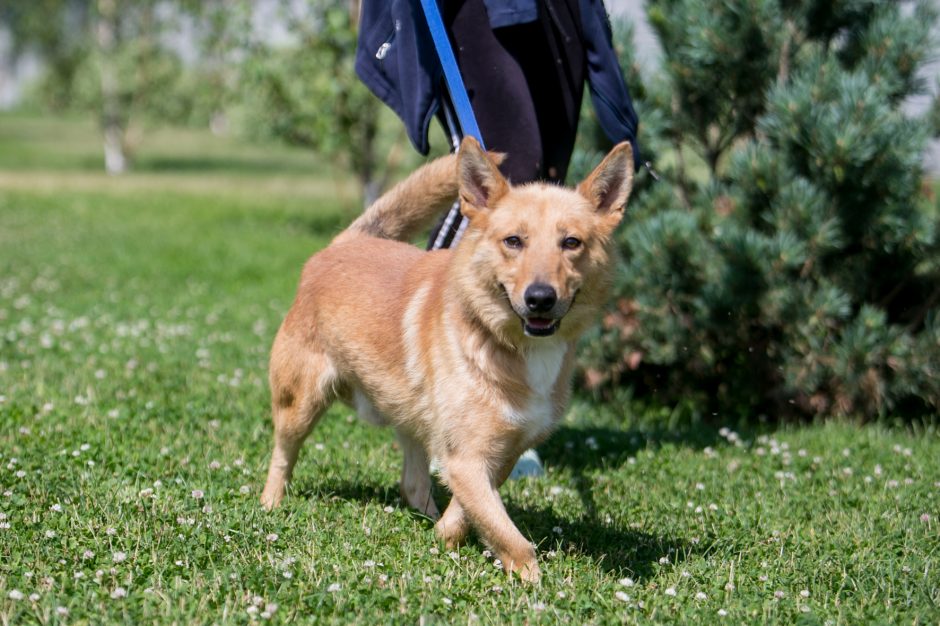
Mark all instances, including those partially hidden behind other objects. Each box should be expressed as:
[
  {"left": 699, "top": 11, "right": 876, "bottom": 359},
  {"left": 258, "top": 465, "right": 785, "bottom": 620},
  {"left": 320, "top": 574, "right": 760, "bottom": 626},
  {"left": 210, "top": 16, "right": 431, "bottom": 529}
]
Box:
[{"left": 527, "top": 317, "right": 554, "bottom": 329}]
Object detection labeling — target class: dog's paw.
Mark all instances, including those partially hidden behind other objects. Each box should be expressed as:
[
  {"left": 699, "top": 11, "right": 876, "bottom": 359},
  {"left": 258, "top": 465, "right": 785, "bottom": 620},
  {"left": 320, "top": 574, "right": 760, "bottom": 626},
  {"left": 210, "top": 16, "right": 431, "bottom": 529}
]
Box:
[
  {"left": 259, "top": 488, "right": 282, "bottom": 511},
  {"left": 511, "top": 560, "right": 541, "bottom": 584}
]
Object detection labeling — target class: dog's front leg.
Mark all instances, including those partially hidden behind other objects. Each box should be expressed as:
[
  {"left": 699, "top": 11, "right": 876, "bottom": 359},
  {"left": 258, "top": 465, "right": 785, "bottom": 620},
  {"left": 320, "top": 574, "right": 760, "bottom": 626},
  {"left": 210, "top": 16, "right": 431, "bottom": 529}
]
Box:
[
  {"left": 440, "top": 455, "right": 540, "bottom": 583},
  {"left": 434, "top": 454, "right": 518, "bottom": 549}
]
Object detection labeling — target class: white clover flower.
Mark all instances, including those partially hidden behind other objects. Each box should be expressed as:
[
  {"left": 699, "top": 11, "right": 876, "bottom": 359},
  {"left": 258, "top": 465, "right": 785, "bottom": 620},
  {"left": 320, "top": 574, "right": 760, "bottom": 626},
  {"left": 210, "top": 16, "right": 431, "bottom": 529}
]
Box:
[
  {"left": 8, "top": 590, "right": 24, "bottom": 600},
  {"left": 191, "top": 489, "right": 204, "bottom": 499},
  {"left": 665, "top": 587, "right": 677, "bottom": 596},
  {"left": 110, "top": 587, "right": 127, "bottom": 599},
  {"left": 266, "top": 533, "right": 279, "bottom": 543},
  {"left": 29, "top": 593, "right": 39, "bottom": 602},
  {"left": 239, "top": 485, "right": 251, "bottom": 495},
  {"left": 56, "top": 607, "right": 68, "bottom": 616},
  {"left": 800, "top": 589, "right": 810, "bottom": 598},
  {"left": 718, "top": 609, "right": 728, "bottom": 616},
  {"left": 327, "top": 583, "right": 341, "bottom": 593},
  {"left": 774, "top": 590, "right": 785, "bottom": 599},
  {"left": 695, "top": 592, "right": 707, "bottom": 600},
  {"left": 106, "top": 527, "right": 116, "bottom": 536},
  {"left": 615, "top": 590, "right": 630, "bottom": 602},
  {"left": 619, "top": 577, "right": 634, "bottom": 587},
  {"left": 383, "top": 505, "right": 394, "bottom": 513},
  {"left": 112, "top": 551, "right": 127, "bottom": 563}
]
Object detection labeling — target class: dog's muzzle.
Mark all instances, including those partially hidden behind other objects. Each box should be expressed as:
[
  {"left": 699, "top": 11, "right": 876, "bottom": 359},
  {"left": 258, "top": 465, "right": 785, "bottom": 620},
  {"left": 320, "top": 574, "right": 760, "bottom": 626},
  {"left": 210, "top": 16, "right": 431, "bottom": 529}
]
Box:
[{"left": 519, "top": 283, "right": 562, "bottom": 337}]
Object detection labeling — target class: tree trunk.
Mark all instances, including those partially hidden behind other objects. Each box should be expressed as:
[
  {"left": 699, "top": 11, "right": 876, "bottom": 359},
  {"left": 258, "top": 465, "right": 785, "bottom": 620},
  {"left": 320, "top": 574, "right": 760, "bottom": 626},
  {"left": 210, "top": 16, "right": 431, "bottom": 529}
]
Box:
[{"left": 96, "top": 0, "right": 127, "bottom": 174}]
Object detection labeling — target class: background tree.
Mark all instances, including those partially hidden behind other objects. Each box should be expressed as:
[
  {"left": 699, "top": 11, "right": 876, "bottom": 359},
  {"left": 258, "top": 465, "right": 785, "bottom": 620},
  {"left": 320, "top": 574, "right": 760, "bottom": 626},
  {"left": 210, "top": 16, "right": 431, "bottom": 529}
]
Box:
[
  {"left": 238, "top": 0, "right": 402, "bottom": 206},
  {"left": 2, "top": 0, "right": 245, "bottom": 173},
  {"left": 577, "top": 0, "right": 940, "bottom": 420},
  {"left": 1, "top": 0, "right": 91, "bottom": 111}
]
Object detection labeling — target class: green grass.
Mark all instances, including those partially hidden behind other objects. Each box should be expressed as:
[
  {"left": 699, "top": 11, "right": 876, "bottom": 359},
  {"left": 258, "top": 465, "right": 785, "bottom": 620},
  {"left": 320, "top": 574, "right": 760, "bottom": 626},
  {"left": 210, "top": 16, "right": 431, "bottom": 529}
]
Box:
[{"left": 1, "top": 113, "right": 938, "bottom": 624}]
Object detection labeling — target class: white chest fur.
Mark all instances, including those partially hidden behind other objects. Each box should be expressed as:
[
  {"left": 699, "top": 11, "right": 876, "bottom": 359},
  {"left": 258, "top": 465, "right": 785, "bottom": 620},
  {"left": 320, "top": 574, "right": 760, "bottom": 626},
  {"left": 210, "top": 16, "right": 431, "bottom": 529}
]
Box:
[
  {"left": 503, "top": 341, "right": 567, "bottom": 431},
  {"left": 526, "top": 341, "right": 567, "bottom": 396}
]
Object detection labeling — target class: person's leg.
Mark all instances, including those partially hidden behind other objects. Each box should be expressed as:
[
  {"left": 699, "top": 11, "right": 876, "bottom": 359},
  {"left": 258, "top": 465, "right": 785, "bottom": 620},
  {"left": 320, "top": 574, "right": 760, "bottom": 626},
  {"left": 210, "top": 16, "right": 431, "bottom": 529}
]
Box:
[
  {"left": 444, "top": 0, "right": 543, "bottom": 184},
  {"left": 498, "top": 0, "right": 586, "bottom": 184}
]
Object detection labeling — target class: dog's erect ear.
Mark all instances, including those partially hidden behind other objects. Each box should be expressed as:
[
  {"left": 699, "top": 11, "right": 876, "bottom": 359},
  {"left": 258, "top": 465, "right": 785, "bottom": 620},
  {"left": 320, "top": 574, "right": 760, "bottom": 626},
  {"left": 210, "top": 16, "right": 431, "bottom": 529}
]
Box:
[
  {"left": 578, "top": 141, "right": 634, "bottom": 228},
  {"left": 457, "top": 136, "right": 509, "bottom": 220}
]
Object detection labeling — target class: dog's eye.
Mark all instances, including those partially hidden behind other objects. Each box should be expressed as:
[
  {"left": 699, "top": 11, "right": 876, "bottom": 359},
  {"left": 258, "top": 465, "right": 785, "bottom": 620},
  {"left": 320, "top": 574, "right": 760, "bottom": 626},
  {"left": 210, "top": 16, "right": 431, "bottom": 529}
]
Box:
[
  {"left": 562, "top": 236, "right": 582, "bottom": 250},
  {"left": 503, "top": 236, "right": 523, "bottom": 249}
]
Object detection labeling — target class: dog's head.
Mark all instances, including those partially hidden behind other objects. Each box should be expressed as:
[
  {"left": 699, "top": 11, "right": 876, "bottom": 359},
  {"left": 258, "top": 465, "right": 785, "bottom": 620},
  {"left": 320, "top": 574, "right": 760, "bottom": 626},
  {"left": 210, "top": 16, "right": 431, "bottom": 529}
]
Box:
[{"left": 454, "top": 137, "right": 634, "bottom": 343}]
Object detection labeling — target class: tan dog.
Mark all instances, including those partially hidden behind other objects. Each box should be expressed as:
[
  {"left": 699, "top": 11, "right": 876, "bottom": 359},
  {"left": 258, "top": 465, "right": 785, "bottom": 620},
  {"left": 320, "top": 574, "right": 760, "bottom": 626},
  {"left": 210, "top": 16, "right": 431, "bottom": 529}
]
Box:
[{"left": 261, "top": 137, "right": 634, "bottom": 582}]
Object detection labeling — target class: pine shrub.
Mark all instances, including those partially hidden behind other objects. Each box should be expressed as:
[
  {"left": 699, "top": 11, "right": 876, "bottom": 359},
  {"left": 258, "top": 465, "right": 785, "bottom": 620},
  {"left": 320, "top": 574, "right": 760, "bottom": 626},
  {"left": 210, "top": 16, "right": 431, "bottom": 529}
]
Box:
[{"left": 577, "top": 0, "right": 940, "bottom": 419}]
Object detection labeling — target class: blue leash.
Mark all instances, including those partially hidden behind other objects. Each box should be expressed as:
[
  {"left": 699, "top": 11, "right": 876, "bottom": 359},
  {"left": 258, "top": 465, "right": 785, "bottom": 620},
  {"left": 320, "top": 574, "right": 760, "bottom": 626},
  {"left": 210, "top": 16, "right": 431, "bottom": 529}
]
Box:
[{"left": 418, "top": 0, "right": 486, "bottom": 150}]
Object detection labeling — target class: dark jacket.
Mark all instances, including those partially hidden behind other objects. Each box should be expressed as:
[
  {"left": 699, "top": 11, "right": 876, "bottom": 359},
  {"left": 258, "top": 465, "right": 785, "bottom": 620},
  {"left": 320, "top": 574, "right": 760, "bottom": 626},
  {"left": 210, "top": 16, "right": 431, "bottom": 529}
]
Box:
[{"left": 355, "top": 0, "right": 641, "bottom": 163}]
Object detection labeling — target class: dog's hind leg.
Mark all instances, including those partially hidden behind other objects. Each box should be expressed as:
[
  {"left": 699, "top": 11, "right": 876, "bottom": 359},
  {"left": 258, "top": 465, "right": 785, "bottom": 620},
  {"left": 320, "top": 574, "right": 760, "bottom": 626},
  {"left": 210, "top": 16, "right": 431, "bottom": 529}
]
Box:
[
  {"left": 397, "top": 430, "right": 440, "bottom": 519},
  {"left": 261, "top": 339, "right": 338, "bottom": 510}
]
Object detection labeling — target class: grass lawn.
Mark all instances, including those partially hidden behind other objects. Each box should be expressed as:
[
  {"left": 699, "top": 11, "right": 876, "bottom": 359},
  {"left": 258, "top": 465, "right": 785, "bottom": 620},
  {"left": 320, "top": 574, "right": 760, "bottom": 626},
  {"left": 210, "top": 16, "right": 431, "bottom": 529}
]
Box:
[{"left": 0, "top": 113, "right": 938, "bottom": 624}]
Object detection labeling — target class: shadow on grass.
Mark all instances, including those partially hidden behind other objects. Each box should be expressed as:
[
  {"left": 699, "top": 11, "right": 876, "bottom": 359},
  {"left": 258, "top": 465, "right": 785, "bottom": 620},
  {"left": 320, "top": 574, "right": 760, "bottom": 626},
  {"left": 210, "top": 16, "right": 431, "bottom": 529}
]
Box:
[
  {"left": 292, "top": 474, "right": 694, "bottom": 579},
  {"left": 292, "top": 477, "right": 402, "bottom": 509},
  {"left": 539, "top": 423, "right": 727, "bottom": 475},
  {"left": 507, "top": 501, "right": 691, "bottom": 579}
]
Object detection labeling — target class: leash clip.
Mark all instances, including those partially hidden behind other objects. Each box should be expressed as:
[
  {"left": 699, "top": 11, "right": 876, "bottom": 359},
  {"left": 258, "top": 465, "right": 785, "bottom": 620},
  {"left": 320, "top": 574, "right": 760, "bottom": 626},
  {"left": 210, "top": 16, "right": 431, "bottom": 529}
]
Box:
[{"left": 644, "top": 161, "right": 660, "bottom": 182}]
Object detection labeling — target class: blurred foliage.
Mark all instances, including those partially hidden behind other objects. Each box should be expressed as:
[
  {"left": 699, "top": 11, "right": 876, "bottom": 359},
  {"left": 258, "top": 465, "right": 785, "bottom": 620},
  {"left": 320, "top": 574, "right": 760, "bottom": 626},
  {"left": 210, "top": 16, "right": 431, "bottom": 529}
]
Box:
[
  {"left": 238, "top": 0, "right": 391, "bottom": 205},
  {"left": 4, "top": 0, "right": 401, "bottom": 197},
  {"left": 576, "top": 0, "right": 940, "bottom": 421}
]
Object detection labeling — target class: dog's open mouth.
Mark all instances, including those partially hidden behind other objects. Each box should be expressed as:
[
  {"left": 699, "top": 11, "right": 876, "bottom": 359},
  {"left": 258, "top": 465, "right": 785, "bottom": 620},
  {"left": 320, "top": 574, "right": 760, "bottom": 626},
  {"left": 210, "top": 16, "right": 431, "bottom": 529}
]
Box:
[{"left": 523, "top": 317, "right": 560, "bottom": 337}]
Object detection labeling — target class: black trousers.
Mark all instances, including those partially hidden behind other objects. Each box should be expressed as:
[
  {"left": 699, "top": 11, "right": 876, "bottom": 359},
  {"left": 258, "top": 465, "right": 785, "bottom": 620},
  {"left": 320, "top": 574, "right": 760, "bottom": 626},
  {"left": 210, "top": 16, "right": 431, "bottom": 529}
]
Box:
[{"left": 443, "top": 0, "right": 586, "bottom": 185}]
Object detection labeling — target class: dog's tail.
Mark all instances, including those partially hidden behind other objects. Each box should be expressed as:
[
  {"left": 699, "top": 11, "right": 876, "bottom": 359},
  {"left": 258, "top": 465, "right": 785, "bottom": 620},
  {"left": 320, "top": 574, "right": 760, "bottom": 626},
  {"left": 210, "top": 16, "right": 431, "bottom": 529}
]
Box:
[{"left": 334, "top": 153, "right": 460, "bottom": 246}]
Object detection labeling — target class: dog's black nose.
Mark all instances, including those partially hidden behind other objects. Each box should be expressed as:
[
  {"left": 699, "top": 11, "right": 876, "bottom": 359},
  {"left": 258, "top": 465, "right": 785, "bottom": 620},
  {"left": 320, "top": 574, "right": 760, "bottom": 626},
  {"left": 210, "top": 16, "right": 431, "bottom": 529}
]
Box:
[{"left": 524, "top": 283, "right": 557, "bottom": 313}]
